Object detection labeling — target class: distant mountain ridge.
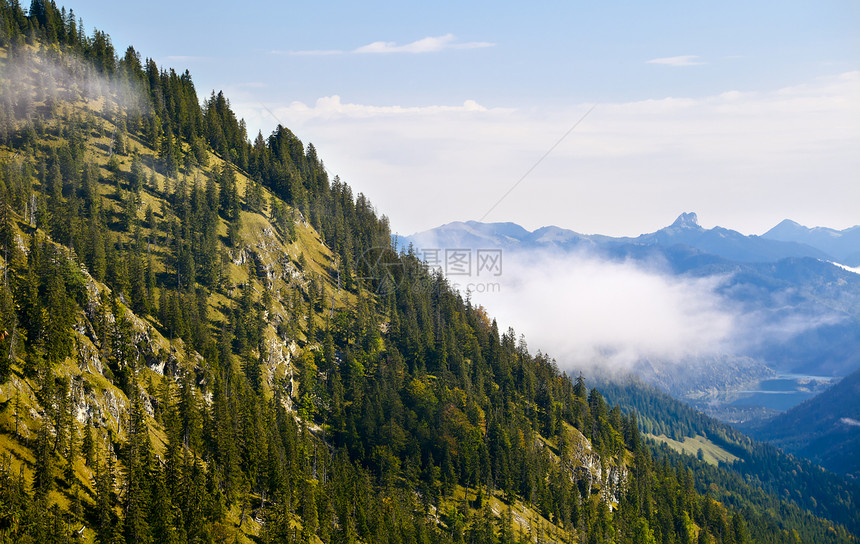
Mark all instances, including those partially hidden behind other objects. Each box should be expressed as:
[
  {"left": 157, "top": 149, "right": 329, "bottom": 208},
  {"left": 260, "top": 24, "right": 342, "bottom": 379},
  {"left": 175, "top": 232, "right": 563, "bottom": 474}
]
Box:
[
  {"left": 764, "top": 219, "right": 860, "bottom": 266},
  {"left": 399, "top": 212, "right": 846, "bottom": 264},
  {"left": 626, "top": 212, "right": 835, "bottom": 263}
]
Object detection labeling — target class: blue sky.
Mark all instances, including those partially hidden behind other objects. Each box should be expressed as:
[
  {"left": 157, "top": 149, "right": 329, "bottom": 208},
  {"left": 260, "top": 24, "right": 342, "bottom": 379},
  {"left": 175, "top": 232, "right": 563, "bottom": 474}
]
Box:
[{"left": 66, "top": 1, "right": 859, "bottom": 236}]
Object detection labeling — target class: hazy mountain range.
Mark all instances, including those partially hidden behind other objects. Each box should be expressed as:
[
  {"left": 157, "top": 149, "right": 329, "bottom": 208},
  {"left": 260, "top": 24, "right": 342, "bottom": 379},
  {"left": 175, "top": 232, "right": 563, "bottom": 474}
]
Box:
[
  {"left": 400, "top": 212, "right": 858, "bottom": 266},
  {"left": 399, "top": 213, "right": 860, "bottom": 420},
  {"left": 764, "top": 219, "right": 860, "bottom": 266}
]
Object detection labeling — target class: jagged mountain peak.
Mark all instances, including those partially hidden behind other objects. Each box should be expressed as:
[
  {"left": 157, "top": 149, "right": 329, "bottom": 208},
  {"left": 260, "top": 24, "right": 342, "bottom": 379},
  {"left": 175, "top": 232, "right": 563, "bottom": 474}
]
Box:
[
  {"left": 669, "top": 212, "right": 701, "bottom": 230},
  {"left": 772, "top": 218, "right": 803, "bottom": 230}
]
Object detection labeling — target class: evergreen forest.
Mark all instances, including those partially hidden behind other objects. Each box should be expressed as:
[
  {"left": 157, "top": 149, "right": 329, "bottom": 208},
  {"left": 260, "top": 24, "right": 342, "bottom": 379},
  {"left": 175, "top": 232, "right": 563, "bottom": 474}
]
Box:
[{"left": 0, "top": 2, "right": 856, "bottom": 542}]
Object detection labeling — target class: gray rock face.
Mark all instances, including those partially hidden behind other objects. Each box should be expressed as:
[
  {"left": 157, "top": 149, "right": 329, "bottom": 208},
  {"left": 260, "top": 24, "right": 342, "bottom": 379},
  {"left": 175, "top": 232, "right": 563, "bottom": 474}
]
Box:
[{"left": 559, "top": 426, "right": 629, "bottom": 506}]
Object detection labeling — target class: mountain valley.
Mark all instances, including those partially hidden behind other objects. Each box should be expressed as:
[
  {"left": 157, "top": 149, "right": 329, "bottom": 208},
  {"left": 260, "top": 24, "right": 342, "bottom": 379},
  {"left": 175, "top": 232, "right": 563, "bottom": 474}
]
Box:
[{"left": 401, "top": 214, "right": 860, "bottom": 425}]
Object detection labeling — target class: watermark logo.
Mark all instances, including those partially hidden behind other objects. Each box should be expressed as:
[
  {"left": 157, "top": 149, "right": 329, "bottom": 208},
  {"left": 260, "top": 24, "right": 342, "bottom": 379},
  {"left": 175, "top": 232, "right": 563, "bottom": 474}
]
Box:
[
  {"left": 476, "top": 249, "right": 503, "bottom": 277},
  {"left": 416, "top": 248, "right": 502, "bottom": 277},
  {"left": 359, "top": 246, "right": 503, "bottom": 295}
]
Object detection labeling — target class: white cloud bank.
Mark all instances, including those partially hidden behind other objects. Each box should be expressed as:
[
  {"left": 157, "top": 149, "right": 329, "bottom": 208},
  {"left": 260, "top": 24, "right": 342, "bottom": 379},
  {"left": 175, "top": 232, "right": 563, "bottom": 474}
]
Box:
[
  {"left": 273, "top": 95, "right": 498, "bottom": 122},
  {"left": 234, "top": 70, "right": 860, "bottom": 237},
  {"left": 449, "top": 249, "right": 846, "bottom": 376},
  {"left": 466, "top": 251, "right": 738, "bottom": 371}
]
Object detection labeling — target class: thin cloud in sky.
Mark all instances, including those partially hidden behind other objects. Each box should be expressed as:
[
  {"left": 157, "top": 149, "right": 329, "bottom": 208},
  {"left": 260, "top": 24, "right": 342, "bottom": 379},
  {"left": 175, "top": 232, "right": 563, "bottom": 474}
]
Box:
[
  {"left": 646, "top": 55, "right": 705, "bottom": 66},
  {"left": 278, "top": 34, "right": 494, "bottom": 56},
  {"left": 355, "top": 34, "right": 494, "bottom": 54}
]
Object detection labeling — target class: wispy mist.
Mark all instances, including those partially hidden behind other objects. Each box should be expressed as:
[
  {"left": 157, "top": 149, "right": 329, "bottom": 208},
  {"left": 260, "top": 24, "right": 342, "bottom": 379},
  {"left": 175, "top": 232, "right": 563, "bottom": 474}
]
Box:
[
  {"left": 462, "top": 249, "right": 851, "bottom": 379},
  {"left": 0, "top": 46, "right": 144, "bottom": 120},
  {"left": 468, "top": 250, "right": 738, "bottom": 373}
]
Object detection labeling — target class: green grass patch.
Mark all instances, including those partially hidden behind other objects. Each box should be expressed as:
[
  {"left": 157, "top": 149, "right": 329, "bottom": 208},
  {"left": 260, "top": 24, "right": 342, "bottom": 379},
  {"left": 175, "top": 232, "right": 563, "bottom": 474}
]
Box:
[{"left": 648, "top": 433, "right": 739, "bottom": 466}]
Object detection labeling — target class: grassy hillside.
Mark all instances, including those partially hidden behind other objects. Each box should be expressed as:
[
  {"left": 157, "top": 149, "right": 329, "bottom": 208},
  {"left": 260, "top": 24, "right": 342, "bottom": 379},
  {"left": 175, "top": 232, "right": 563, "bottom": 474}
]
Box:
[{"left": 647, "top": 434, "right": 739, "bottom": 466}]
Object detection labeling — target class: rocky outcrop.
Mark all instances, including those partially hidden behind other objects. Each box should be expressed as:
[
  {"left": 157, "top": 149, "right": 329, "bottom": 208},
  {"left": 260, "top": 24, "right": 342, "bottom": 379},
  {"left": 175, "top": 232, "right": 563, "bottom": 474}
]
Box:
[
  {"left": 264, "top": 333, "right": 297, "bottom": 412},
  {"left": 561, "top": 426, "right": 629, "bottom": 506},
  {"left": 603, "top": 463, "right": 628, "bottom": 505}
]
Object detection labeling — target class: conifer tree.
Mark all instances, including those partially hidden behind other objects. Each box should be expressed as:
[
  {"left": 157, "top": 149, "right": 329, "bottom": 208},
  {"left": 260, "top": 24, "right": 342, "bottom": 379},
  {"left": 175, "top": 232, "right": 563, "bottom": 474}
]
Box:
[
  {"left": 148, "top": 460, "right": 179, "bottom": 544},
  {"left": 33, "top": 422, "right": 54, "bottom": 499}
]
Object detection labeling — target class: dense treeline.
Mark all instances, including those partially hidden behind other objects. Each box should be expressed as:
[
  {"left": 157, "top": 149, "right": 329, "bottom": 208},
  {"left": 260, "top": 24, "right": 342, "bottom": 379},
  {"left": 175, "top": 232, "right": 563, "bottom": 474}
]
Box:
[
  {"left": 0, "top": 2, "right": 856, "bottom": 543},
  {"left": 0, "top": 0, "right": 386, "bottom": 307},
  {"left": 598, "top": 377, "right": 860, "bottom": 535}
]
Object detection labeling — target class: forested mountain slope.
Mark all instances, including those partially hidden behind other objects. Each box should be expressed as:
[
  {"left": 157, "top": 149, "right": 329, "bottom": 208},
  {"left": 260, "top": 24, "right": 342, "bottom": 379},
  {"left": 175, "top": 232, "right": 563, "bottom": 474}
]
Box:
[
  {"left": 596, "top": 375, "right": 860, "bottom": 535},
  {"left": 0, "top": 2, "right": 856, "bottom": 543},
  {"left": 748, "top": 367, "right": 860, "bottom": 478}
]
